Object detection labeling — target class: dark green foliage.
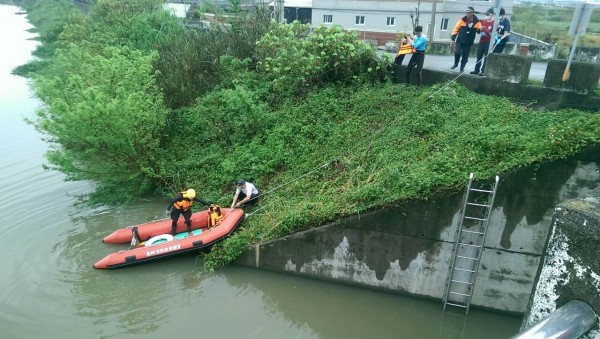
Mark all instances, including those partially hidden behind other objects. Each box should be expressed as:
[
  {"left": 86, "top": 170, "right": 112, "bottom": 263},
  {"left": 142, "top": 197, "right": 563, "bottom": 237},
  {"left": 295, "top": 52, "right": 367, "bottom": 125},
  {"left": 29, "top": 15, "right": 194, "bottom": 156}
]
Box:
[
  {"left": 12, "top": 60, "right": 49, "bottom": 76},
  {"left": 153, "top": 7, "right": 271, "bottom": 108},
  {"left": 254, "top": 22, "right": 391, "bottom": 99},
  {"left": 30, "top": 46, "right": 169, "bottom": 203}
]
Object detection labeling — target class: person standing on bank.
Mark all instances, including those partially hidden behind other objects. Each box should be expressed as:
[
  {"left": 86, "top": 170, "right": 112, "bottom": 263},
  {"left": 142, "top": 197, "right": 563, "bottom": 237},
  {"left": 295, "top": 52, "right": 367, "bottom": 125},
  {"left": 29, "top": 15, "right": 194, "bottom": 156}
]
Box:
[
  {"left": 405, "top": 26, "right": 427, "bottom": 86},
  {"left": 166, "top": 189, "right": 212, "bottom": 236},
  {"left": 231, "top": 179, "right": 260, "bottom": 209},
  {"left": 471, "top": 7, "right": 495, "bottom": 76},
  {"left": 451, "top": 6, "right": 482, "bottom": 73},
  {"left": 493, "top": 8, "right": 510, "bottom": 53}
]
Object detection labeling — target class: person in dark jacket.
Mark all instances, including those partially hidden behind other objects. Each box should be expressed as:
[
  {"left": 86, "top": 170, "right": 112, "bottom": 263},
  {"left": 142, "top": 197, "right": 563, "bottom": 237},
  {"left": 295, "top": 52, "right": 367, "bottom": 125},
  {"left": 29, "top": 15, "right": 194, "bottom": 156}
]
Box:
[
  {"left": 493, "top": 8, "right": 511, "bottom": 53},
  {"left": 166, "top": 189, "right": 212, "bottom": 236},
  {"left": 451, "top": 6, "right": 482, "bottom": 72}
]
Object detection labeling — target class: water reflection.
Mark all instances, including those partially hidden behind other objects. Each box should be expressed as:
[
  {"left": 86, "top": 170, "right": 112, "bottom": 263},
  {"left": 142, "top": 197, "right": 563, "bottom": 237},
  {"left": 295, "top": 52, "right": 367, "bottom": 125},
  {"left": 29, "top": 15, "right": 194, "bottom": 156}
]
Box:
[
  {"left": 222, "top": 266, "right": 521, "bottom": 338},
  {"left": 54, "top": 200, "right": 182, "bottom": 337}
]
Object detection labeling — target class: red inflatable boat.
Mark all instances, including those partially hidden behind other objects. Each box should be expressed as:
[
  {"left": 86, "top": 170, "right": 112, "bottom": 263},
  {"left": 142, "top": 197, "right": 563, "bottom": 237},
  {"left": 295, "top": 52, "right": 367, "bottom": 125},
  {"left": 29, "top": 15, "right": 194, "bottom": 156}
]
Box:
[{"left": 94, "top": 208, "right": 245, "bottom": 269}]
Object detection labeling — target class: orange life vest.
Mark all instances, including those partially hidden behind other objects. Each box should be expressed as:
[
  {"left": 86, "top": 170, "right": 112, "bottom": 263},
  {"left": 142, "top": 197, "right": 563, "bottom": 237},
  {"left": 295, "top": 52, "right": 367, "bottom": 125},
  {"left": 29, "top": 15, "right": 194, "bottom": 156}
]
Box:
[
  {"left": 397, "top": 41, "right": 412, "bottom": 55},
  {"left": 173, "top": 192, "right": 194, "bottom": 211},
  {"left": 207, "top": 205, "right": 224, "bottom": 228}
]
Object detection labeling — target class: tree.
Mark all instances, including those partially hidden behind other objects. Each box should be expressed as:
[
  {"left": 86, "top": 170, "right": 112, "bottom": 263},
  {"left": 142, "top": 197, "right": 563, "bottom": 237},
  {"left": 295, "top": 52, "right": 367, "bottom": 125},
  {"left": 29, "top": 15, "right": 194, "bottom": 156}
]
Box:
[{"left": 31, "top": 46, "right": 170, "bottom": 203}]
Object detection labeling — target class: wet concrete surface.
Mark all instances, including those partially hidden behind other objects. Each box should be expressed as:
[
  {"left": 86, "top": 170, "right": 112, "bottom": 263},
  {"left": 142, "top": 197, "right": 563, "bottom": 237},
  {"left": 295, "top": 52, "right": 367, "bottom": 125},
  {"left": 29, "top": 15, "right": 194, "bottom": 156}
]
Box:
[{"left": 237, "top": 146, "right": 600, "bottom": 313}]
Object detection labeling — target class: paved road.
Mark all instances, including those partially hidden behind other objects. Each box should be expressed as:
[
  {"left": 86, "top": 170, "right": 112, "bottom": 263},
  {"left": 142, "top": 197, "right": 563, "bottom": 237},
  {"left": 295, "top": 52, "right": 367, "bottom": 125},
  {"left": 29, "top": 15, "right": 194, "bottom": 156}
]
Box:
[{"left": 380, "top": 51, "right": 548, "bottom": 82}]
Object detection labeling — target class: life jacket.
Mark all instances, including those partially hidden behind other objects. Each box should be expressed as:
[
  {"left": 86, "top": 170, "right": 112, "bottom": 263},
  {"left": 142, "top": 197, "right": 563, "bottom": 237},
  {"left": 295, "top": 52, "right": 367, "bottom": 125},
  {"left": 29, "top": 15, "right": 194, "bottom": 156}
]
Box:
[
  {"left": 173, "top": 192, "right": 194, "bottom": 211},
  {"left": 207, "top": 204, "right": 224, "bottom": 228},
  {"left": 397, "top": 41, "right": 412, "bottom": 56}
]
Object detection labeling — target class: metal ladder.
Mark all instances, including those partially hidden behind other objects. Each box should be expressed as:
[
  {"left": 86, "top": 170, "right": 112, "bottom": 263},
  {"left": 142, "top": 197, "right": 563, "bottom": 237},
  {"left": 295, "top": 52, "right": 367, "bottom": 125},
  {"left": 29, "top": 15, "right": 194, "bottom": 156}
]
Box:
[{"left": 443, "top": 173, "right": 499, "bottom": 314}]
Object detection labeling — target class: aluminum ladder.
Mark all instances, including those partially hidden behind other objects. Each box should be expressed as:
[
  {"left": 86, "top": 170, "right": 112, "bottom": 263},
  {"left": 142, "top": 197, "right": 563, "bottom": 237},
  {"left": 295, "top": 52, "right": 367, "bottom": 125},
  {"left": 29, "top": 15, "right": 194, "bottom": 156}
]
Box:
[{"left": 443, "top": 173, "right": 499, "bottom": 314}]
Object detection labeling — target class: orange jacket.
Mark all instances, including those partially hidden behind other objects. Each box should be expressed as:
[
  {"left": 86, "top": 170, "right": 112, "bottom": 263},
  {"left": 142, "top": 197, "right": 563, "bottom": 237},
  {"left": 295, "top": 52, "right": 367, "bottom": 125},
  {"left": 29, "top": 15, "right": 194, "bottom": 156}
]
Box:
[
  {"left": 451, "top": 16, "right": 481, "bottom": 45},
  {"left": 397, "top": 40, "right": 412, "bottom": 56}
]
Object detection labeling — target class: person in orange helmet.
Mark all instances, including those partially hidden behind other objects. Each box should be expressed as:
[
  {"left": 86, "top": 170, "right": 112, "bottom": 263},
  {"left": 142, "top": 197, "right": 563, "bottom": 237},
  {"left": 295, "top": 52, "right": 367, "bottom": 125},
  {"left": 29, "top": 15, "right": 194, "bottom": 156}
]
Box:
[{"left": 166, "top": 189, "right": 212, "bottom": 236}]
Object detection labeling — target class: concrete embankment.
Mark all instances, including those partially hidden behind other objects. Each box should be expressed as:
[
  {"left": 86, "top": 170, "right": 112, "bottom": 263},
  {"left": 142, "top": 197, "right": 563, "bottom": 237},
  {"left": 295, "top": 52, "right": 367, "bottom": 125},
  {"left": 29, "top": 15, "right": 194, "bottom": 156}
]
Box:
[
  {"left": 236, "top": 147, "right": 600, "bottom": 314},
  {"left": 521, "top": 187, "right": 600, "bottom": 337}
]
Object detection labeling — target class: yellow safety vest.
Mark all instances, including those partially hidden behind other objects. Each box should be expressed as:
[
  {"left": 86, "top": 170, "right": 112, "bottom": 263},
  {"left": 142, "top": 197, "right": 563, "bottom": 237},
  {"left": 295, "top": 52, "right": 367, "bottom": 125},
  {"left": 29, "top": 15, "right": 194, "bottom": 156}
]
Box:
[{"left": 397, "top": 41, "right": 412, "bottom": 55}]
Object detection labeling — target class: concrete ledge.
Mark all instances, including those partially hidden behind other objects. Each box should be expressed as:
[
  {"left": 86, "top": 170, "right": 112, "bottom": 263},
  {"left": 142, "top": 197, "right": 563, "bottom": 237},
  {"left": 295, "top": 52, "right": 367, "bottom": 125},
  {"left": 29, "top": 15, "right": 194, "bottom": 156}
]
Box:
[
  {"left": 486, "top": 54, "right": 532, "bottom": 84},
  {"left": 392, "top": 64, "right": 600, "bottom": 111},
  {"left": 543, "top": 60, "right": 600, "bottom": 94}
]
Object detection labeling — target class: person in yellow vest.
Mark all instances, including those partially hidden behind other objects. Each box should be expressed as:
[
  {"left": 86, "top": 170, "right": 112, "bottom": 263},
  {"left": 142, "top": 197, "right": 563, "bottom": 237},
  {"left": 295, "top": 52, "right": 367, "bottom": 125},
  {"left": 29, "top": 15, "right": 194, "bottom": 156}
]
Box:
[
  {"left": 166, "top": 189, "right": 212, "bottom": 236},
  {"left": 207, "top": 204, "right": 224, "bottom": 230},
  {"left": 394, "top": 34, "right": 412, "bottom": 66}
]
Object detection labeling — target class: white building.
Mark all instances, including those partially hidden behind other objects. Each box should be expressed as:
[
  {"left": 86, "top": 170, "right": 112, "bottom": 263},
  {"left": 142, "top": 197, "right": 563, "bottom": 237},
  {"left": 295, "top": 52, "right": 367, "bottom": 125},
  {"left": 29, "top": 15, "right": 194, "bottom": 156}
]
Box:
[{"left": 311, "top": 0, "right": 513, "bottom": 45}]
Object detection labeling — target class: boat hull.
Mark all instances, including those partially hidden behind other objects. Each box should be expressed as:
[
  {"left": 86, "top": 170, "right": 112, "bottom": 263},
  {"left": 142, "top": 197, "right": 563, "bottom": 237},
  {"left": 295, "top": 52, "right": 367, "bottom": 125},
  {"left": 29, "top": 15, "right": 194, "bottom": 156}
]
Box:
[{"left": 94, "top": 208, "right": 245, "bottom": 269}]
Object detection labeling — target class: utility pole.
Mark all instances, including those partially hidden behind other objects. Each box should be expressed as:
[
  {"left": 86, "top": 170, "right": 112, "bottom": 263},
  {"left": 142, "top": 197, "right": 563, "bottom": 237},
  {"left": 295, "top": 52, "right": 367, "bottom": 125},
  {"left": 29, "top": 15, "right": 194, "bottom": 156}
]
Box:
[
  {"left": 488, "top": 0, "right": 502, "bottom": 54},
  {"left": 563, "top": 2, "right": 594, "bottom": 82},
  {"left": 429, "top": 0, "right": 437, "bottom": 42},
  {"left": 275, "top": 0, "right": 285, "bottom": 23}
]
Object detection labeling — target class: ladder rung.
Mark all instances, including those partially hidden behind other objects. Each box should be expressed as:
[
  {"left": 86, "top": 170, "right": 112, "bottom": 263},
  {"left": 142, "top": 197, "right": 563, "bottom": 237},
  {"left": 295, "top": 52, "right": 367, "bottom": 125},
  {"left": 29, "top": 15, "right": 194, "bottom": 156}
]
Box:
[
  {"left": 449, "top": 291, "right": 471, "bottom": 297},
  {"left": 458, "top": 242, "right": 481, "bottom": 248},
  {"left": 467, "top": 202, "right": 490, "bottom": 207},
  {"left": 465, "top": 216, "right": 487, "bottom": 221},
  {"left": 446, "top": 302, "right": 468, "bottom": 308},
  {"left": 454, "top": 267, "right": 476, "bottom": 273},
  {"left": 457, "top": 255, "right": 478, "bottom": 260},
  {"left": 451, "top": 279, "right": 472, "bottom": 285},
  {"left": 462, "top": 230, "right": 485, "bottom": 235},
  {"left": 470, "top": 188, "right": 493, "bottom": 193}
]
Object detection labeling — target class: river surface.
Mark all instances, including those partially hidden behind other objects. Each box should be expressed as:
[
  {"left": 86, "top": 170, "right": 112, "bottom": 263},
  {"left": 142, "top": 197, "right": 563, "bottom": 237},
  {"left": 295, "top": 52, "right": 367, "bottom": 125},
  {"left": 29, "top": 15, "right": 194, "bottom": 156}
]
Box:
[{"left": 0, "top": 4, "right": 521, "bottom": 338}]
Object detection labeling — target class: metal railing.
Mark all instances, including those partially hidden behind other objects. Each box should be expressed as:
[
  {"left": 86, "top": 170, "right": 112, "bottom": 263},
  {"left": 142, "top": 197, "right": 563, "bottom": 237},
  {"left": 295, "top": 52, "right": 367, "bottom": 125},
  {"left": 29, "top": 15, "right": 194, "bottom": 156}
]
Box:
[{"left": 512, "top": 300, "right": 598, "bottom": 339}]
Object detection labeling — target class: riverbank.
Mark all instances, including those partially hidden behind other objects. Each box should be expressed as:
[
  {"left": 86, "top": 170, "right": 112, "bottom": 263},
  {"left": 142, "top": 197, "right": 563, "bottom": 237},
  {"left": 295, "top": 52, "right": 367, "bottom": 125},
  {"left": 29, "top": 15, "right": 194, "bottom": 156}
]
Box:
[{"left": 235, "top": 146, "right": 600, "bottom": 314}]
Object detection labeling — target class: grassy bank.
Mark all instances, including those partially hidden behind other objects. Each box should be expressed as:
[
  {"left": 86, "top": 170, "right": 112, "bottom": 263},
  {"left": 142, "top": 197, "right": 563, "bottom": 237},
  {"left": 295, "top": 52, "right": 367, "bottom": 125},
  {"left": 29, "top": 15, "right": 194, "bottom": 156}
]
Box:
[{"left": 201, "top": 83, "right": 600, "bottom": 269}]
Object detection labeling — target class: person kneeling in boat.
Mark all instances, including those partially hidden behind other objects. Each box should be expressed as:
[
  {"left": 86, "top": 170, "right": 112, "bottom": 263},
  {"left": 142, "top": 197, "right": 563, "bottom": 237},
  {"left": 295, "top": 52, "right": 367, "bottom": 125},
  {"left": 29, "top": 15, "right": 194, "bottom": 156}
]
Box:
[
  {"left": 231, "top": 179, "right": 260, "bottom": 209},
  {"left": 207, "top": 204, "right": 224, "bottom": 230},
  {"left": 166, "top": 189, "right": 212, "bottom": 236}
]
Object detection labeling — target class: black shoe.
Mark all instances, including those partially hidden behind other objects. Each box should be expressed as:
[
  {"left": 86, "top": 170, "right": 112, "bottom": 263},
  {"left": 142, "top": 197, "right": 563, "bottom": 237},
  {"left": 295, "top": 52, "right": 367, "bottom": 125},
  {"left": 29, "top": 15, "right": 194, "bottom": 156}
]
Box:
[
  {"left": 460, "top": 67, "right": 464, "bottom": 72},
  {"left": 450, "top": 64, "right": 458, "bottom": 70},
  {"left": 478, "top": 73, "right": 484, "bottom": 76},
  {"left": 470, "top": 71, "right": 478, "bottom": 75}
]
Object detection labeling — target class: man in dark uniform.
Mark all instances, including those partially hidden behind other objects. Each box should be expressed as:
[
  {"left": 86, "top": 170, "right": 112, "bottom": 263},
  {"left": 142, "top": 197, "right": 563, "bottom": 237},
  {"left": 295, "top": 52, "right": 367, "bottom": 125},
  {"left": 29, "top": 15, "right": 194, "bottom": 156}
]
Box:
[
  {"left": 493, "top": 8, "right": 511, "bottom": 53},
  {"left": 451, "top": 6, "right": 482, "bottom": 73}
]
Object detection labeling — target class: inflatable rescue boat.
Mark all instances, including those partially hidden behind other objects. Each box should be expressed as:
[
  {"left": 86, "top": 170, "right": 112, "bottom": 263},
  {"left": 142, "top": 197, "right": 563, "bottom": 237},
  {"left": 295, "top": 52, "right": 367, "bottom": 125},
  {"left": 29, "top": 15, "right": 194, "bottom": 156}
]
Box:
[{"left": 94, "top": 208, "right": 245, "bottom": 269}]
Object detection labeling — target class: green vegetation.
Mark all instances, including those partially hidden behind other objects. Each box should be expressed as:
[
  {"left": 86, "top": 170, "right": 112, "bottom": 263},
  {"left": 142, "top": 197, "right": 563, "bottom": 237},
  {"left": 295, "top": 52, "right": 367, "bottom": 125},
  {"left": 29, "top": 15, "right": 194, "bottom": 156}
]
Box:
[
  {"left": 512, "top": 4, "right": 600, "bottom": 48},
  {"left": 14, "top": 0, "right": 600, "bottom": 270}
]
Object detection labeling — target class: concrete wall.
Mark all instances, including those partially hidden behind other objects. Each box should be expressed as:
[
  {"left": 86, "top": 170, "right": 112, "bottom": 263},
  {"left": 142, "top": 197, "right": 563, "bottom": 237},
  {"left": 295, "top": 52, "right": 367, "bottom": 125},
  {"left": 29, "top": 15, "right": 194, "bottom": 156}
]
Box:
[
  {"left": 543, "top": 60, "right": 600, "bottom": 95},
  {"left": 391, "top": 64, "right": 600, "bottom": 111},
  {"left": 486, "top": 53, "right": 531, "bottom": 84},
  {"left": 236, "top": 147, "right": 600, "bottom": 314},
  {"left": 521, "top": 188, "right": 600, "bottom": 338}
]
